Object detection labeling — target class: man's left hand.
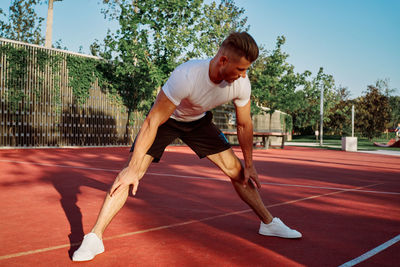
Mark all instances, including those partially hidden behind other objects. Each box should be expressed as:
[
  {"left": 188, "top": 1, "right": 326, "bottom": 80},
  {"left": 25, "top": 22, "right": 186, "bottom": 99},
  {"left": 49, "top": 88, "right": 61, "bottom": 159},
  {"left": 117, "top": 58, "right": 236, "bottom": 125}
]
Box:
[{"left": 243, "top": 165, "right": 261, "bottom": 189}]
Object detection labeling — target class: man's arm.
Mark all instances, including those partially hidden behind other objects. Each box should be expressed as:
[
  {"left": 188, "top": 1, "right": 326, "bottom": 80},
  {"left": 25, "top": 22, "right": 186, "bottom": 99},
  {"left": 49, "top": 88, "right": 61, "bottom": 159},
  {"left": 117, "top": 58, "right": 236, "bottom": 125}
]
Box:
[
  {"left": 234, "top": 100, "right": 261, "bottom": 188},
  {"left": 110, "top": 90, "right": 176, "bottom": 196}
]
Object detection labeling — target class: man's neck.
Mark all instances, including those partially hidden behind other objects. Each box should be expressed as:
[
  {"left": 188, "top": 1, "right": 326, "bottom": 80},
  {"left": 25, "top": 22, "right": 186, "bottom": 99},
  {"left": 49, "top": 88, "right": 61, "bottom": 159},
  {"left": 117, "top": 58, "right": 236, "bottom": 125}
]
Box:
[{"left": 209, "top": 57, "right": 223, "bottom": 84}]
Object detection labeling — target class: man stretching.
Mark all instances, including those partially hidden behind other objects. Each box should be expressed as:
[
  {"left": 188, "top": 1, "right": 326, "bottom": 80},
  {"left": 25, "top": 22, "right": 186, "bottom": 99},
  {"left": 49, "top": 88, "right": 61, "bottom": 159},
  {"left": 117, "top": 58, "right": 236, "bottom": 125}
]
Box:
[{"left": 73, "top": 32, "right": 301, "bottom": 262}]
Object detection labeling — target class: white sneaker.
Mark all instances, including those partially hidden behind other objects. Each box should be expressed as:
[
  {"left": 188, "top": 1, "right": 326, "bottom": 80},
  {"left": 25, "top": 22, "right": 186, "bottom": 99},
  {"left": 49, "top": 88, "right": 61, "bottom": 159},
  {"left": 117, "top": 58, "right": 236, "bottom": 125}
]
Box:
[
  {"left": 259, "top": 217, "right": 302, "bottom": 238},
  {"left": 72, "top": 233, "right": 105, "bottom": 261}
]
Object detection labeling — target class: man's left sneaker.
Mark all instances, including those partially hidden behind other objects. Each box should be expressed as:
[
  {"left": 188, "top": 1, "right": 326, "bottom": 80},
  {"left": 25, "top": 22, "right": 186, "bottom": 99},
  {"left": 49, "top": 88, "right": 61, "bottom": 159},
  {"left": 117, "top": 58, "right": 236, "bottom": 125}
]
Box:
[
  {"left": 259, "top": 217, "right": 302, "bottom": 238},
  {"left": 72, "top": 233, "right": 104, "bottom": 261}
]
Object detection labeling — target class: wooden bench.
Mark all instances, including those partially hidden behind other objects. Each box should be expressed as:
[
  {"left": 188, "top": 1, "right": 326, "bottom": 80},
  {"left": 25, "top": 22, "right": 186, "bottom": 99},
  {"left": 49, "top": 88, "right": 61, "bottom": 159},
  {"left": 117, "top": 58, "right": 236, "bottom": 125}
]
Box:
[{"left": 222, "top": 130, "right": 288, "bottom": 149}]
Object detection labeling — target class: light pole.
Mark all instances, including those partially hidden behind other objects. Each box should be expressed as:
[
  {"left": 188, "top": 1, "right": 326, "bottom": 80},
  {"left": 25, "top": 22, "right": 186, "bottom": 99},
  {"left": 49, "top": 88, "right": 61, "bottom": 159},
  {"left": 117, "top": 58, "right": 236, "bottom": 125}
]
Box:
[
  {"left": 352, "top": 105, "right": 355, "bottom": 137},
  {"left": 319, "top": 84, "right": 324, "bottom": 146}
]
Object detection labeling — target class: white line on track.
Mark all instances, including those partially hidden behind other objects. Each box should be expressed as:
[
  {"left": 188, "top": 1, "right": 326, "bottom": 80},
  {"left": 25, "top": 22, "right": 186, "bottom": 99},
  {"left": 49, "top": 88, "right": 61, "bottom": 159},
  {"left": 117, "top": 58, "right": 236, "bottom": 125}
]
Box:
[
  {"left": 259, "top": 182, "right": 400, "bottom": 195},
  {"left": 0, "top": 183, "right": 381, "bottom": 260},
  {"left": 0, "top": 159, "right": 120, "bottom": 172},
  {"left": 1, "top": 159, "right": 399, "bottom": 195},
  {"left": 338, "top": 234, "right": 400, "bottom": 267}
]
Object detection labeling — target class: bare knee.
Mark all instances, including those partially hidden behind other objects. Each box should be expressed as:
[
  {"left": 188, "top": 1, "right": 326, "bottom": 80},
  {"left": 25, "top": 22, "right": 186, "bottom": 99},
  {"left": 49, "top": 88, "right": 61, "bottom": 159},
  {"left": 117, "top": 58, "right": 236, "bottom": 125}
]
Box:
[
  {"left": 225, "top": 160, "right": 243, "bottom": 180},
  {"left": 207, "top": 149, "right": 244, "bottom": 180}
]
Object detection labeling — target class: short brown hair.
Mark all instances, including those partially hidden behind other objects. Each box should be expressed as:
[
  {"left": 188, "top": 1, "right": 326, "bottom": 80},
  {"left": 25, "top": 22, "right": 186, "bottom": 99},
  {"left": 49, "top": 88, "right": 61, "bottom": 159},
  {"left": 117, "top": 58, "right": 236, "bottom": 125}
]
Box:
[{"left": 221, "top": 32, "right": 259, "bottom": 62}]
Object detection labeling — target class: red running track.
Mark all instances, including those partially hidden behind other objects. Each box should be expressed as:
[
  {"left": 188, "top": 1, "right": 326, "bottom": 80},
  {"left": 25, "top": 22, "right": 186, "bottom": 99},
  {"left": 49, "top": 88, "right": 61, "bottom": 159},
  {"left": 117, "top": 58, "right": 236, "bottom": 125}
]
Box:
[{"left": 0, "top": 146, "right": 399, "bottom": 266}]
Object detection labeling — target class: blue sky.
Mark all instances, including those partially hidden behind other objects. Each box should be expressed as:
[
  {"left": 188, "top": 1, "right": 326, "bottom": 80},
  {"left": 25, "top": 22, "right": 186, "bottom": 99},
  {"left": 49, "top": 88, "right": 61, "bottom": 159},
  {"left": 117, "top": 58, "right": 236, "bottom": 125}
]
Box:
[{"left": 1, "top": 0, "right": 399, "bottom": 98}]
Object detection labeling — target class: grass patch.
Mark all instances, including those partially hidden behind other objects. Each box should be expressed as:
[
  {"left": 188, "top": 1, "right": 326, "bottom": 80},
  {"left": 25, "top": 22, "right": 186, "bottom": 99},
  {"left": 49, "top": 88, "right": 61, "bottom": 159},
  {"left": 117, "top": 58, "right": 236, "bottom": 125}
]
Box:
[{"left": 288, "top": 135, "right": 400, "bottom": 151}]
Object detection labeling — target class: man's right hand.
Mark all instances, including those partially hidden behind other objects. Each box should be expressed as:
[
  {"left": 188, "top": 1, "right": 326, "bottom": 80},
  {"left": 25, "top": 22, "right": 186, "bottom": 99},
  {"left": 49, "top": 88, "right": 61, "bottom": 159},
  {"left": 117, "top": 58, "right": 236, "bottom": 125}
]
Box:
[
  {"left": 109, "top": 166, "right": 139, "bottom": 197},
  {"left": 109, "top": 90, "right": 176, "bottom": 198}
]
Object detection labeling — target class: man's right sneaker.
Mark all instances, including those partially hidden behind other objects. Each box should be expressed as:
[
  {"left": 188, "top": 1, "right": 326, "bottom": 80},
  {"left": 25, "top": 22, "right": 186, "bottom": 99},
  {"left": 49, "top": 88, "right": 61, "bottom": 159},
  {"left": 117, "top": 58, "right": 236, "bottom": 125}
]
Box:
[
  {"left": 259, "top": 217, "right": 302, "bottom": 238},
  {"left": 72, "top": 233, "right": 105, "bottom": 261}
]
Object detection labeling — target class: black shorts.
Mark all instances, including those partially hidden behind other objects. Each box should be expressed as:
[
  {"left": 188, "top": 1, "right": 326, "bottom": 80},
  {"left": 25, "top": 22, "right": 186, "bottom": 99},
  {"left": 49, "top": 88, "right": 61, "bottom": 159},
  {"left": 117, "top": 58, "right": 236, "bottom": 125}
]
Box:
[{"left": 130, "top": 111, "right": 231, "bottom": 162}]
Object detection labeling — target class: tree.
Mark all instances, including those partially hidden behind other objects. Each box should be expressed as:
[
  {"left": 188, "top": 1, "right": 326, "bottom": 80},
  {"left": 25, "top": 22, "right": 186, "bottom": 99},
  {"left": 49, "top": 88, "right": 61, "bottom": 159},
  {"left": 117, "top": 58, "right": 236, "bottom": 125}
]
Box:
[
  {"left": 291, "top": 67, "right": 336, "bottom": 135},
  {"left": 0, "top": 0, "right": 44, "bottom": 45},
  {"left": 388, "top": 95, "right": 400, "bottom": 129},
  {"left": 44, "top": 0, "right": 63, "bottom": 48},
  {"left": 325, "top": 86, "right": 352, "bottom": 135},
  {"left": 375, "top": 78, "right": 396, "bottom": 97},
  {"left": 95, "top": 0, "right": 201, "bottom": 113},
  {"left": 355, "top": 86, "right": 391, "bottom": 140},
  {"left": 92, "top": 0, "right": 248, "bottom": 139},
  {"left": 248, "top": 36, "right": 309, "bottom": 131},
  {"left": 374, "top": 78, "right": 399, "bottom": 129},
  {"left": 94, "top": 0, "right": 248, "bottom": 114},
  {"left": 191, "top": 0, "right": 248, "bottom": 58}
]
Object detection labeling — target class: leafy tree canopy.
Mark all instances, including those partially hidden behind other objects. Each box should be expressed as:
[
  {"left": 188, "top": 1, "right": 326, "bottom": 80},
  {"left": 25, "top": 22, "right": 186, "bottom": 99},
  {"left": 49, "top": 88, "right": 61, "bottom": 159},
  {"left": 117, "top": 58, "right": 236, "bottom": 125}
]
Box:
[
  {"left": 91, "top": 0, "right": 249, "bottom": 114},
  {"left": 0, "top": 0, "right": 44, "bottom": 45},
  {"left": 355, "top": 85, "right": 391, "bottom": 140}
]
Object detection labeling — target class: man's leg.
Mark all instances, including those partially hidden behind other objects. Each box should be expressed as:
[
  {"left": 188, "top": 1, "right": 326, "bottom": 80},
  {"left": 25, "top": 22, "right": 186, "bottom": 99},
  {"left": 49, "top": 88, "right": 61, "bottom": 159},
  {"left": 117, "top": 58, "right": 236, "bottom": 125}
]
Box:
[
  {"left": 72, "top": 153, "right": 154, "bottom": 261},
  {"left": 207, "top": 148, "right": 273, "bottom": 224},
  {"left": 90, "top": 118, "right": 180, "bottom": 239},
  {"left": 207, "top": 148, "right": 301, "bottom": 238},
  {"left": 91, "top": 153, "right": 154, "bottom": 239}
]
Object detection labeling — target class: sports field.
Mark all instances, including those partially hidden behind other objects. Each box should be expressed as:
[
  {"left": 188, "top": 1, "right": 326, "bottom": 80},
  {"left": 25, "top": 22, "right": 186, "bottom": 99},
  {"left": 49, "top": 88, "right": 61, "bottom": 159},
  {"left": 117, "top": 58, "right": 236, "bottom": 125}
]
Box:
[{"left": 0, "top": 145, "right": 399, "bottom": 266}]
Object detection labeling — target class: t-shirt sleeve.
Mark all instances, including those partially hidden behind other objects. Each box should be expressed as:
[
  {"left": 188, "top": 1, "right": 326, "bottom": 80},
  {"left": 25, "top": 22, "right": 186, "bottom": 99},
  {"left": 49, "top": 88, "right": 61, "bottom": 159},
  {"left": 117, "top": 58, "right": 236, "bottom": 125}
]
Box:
[
  {"left": 162, "top": 68, "right": 190, "bottom": 106},
  {"left": 233, "top": 76, "right": 251, "bottom": 107}
]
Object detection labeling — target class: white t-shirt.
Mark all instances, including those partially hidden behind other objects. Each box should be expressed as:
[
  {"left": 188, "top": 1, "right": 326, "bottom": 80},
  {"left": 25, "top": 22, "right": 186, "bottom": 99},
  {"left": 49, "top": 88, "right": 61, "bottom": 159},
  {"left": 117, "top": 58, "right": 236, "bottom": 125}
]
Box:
[{"left": 162, "top": 59, "right": 251, "bottom": 122}]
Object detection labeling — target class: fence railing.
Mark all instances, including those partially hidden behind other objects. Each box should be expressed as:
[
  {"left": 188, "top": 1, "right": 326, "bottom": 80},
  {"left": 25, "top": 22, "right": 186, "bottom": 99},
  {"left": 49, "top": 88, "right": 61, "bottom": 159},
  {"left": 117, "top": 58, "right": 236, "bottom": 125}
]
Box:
[
  {"left": 0, "top": 38, "right": 290, "bottom": 148},
  {"left": 0, "top": 38, "right": 143, "bottom": 148}
]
